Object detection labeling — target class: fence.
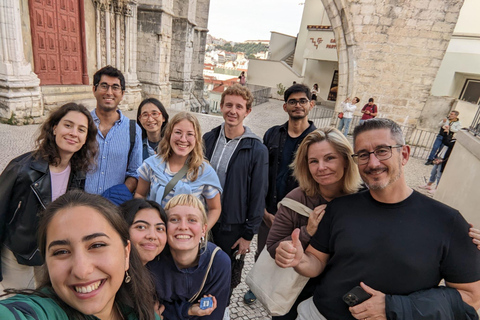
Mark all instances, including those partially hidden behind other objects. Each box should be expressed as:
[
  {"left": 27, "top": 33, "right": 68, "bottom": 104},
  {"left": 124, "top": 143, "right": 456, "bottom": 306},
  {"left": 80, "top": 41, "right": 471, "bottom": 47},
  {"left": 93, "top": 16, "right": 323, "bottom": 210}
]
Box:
[
  {"left": 309, "top": 106, "right": 439, "bottom": 160},
  {"left": 246, "top": 84, "right": 271, "bottom": 106},
  {"left": 467, "top": 103, "right": 480, "bottom": 138}
]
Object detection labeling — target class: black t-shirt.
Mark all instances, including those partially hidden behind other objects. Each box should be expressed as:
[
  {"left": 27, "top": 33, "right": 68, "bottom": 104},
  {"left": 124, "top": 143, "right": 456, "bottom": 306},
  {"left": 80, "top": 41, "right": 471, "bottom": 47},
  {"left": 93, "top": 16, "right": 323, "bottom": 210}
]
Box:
[
  {"left": 310, "top": 190, "right": 480, "bottom": 320},
  {"left": 276, "top": 134, "right": 302, "bottom": 202}
]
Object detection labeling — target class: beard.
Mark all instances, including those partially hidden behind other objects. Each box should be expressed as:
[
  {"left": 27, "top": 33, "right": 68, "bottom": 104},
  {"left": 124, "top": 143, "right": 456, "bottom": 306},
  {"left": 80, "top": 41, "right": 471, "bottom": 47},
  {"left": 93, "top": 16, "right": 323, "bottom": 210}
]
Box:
[{"left": 362, "top": 157, "right": 402, "bottom": 191}]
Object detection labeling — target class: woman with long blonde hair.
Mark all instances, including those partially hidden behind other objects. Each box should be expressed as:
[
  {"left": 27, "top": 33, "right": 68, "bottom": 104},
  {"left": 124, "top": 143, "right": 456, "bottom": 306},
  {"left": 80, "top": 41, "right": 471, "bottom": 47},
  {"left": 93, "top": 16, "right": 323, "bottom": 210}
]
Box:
[
  {"left": 134, "top": 112, "right": 222, "bottom": 230},
  {"left": 265, "top": 127, "right": 361, "bottom": 320}
]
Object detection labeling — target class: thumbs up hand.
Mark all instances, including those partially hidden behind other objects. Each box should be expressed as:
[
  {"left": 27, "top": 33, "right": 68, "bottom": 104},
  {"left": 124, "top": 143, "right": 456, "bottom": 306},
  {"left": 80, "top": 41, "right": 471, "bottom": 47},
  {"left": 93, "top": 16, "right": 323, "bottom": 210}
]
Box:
[{"left": 275, "top": 228, "right": 304, "bottom": 268}]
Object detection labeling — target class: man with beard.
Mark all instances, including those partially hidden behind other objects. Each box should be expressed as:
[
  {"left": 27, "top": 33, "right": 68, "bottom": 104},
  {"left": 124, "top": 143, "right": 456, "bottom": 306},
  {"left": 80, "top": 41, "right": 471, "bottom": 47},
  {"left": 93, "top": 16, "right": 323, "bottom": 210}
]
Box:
[
  {"left": 276, "top": 118, "right": 480, "bottom": 319},
  {"left": 244, "top": 84, "right": 316, "bottom": 306}
]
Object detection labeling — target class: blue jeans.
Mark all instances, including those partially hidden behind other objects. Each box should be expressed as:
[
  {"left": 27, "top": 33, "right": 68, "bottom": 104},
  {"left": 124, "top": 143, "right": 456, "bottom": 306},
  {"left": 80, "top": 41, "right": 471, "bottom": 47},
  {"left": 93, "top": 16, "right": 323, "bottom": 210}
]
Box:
[
  {"left": 429, "top": 163, "right": 442, "bottom": 185},
  {"left": 338, "top": 117, "right": 353, "bottom": 136},
  {"left": 428, "top": 134, "right": 444, "bottom": 161}
]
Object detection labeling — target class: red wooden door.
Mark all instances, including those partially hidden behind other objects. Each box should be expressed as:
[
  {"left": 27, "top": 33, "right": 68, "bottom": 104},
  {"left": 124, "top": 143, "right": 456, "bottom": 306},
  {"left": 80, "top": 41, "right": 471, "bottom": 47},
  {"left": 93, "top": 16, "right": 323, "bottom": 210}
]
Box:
[{"left": 29, "top": 0, "right": 83, "bottom": 85}]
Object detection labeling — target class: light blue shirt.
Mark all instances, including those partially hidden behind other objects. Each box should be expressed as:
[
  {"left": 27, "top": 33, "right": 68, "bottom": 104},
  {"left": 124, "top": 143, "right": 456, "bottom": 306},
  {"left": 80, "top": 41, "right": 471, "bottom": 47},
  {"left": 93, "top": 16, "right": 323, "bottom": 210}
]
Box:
[{"left": 85, "top": 109, "right": 142, "bottom": 194}]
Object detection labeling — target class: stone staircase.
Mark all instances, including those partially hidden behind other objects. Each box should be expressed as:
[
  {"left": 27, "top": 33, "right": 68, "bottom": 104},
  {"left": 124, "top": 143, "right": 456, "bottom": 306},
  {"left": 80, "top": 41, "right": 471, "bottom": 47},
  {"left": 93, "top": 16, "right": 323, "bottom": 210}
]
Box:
[{"left": 284, "top": 52, "right": 295, "bottom": 67}]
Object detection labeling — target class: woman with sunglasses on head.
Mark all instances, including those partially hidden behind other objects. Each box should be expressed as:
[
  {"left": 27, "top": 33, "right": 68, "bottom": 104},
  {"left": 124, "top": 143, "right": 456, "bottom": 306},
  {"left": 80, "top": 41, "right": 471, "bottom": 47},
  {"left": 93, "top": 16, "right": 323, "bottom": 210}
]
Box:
[
  {"left": 147, "top": 194, "right": 230, "bottom": 320},
  {"left": 0, "top": 191, "right": 159, "bottom": 320},
  {"left": 0, "top": 103, "right": 98, "bottom": 294},
  {"left": 265, "top": 127, "right": 362, "bottom": 320},
  {"left": 134, "top": 112, "right": 222, "bottom": 230},
  {"left": 137, "top": 98, "right": 169, "bottom": 161}
]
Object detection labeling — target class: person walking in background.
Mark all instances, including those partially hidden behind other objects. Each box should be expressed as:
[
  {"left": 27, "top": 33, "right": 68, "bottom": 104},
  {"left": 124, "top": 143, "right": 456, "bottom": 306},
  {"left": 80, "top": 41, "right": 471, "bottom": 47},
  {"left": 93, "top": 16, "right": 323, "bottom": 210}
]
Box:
[
  {"left": 311, "top": 84, "right": 319, "bottom": 102},
  {"left": 425, "top": 110, "right": 461, "bottom": 165},
  {"left": 337, "top": 97, "right": 359, "bottom": 136},
  {"left": 0, "top": 103, "right": 98, "bottom": 294},
  {"left": 86, "top": 66, "right": 143, "bottom": 205},
  {"left": 239, "top": 71, "right": 246, "bottom": 86},
  {"left": 359, "top": 98, "right": 377, "bottom": 124},
  {"left": 137, "top": 98, "right": 169, "bottom": 161}
]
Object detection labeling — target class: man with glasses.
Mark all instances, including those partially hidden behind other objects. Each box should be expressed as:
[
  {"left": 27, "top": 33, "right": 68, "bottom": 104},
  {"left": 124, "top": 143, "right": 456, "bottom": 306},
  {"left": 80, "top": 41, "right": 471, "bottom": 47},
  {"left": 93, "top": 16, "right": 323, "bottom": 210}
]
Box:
[
  {"left": 85, "top": 65, "right": 142, "bottom": 201},
  {"left": 276, "top": 118, "right": 480, "bottom": 319},
  {"left": 243, "top": 84, "right": 316, "bottom": 306}
]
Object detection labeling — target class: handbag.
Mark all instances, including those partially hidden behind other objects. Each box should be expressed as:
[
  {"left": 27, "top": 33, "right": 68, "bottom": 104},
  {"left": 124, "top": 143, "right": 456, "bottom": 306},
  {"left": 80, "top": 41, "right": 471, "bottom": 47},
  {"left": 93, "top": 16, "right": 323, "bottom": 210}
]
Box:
[
  {"left": 231, "top": 251, "right": 246, "bottom": 290},
  {"left": 189, "top": 246, "right": 221, "bottom": 303},
  {"left": 245, "top": 198, "right": 312, "bottom": 316},
  {"left": 338, "top": 112, "right": 344, "bottom": 119}
]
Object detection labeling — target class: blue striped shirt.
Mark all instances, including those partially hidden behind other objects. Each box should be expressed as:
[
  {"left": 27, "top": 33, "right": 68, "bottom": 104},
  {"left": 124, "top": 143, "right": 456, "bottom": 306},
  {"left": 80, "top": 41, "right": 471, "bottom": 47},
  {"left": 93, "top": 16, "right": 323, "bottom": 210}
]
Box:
[{"left": 85, "top": 109, "right": 142, "bottom": 194}]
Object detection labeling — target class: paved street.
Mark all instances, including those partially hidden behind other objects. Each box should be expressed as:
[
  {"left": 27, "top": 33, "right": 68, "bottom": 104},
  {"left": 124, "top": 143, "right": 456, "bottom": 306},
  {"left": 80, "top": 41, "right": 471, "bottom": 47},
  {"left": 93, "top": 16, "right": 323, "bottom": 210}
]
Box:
[{"left": 0, "top": 99, "right": 432, "bottom": 320}]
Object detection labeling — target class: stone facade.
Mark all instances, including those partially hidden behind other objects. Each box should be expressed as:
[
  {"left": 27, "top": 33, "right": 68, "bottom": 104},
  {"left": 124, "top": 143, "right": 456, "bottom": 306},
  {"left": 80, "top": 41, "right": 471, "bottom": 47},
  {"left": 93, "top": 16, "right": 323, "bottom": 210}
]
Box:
[
  {"left": 0, "top": 0, "right": 210, "bottom": 122},
  {"left": 322, "top": 0, "right": 465, "bottom": 125}
]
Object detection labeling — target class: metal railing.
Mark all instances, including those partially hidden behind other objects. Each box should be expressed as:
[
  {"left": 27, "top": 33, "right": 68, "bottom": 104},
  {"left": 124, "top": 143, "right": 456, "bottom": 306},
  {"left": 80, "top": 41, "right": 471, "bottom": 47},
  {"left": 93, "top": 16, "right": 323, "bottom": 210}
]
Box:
[
  {"left": 468, "top": 103, "right": 480, "bottom": 138},
  {"left": 246, "top": 84, "right": 271, "bottom": 106},
  {"left": 309, "top": 106, "right": 439, "bottom": 160}
]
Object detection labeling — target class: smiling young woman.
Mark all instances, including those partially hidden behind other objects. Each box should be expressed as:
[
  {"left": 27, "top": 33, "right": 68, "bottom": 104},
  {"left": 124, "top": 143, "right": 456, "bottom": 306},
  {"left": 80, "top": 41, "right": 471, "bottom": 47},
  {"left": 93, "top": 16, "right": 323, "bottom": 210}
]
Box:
[
  {"left": 0, "top": 103, "right": 98, "bottom": 295},
  {"left": 120, "top": 198, "right": 168, "bottom": 265},
  {"left": 136, "top": 98, "right": 169, "bottom": 160},
  {"left": 134, "top": 112, "right": 222, "bottom": 231},
  {"left": 146, "top": 194, "right": 230, "bottom": 320},
  {"left": 0, "top": 190, "right": 158, "bottom": 320}
]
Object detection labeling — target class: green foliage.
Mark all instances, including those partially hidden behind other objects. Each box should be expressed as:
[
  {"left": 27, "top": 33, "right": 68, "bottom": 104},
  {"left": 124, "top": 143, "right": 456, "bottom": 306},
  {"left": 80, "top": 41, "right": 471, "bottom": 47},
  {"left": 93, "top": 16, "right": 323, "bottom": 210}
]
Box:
[
  {"left": 214, "top": 42, "right": 268, "bottom": 56},
  {"left": 3, "top": 112, "right": 18, "bottom": 125},
  {"left": 277, "top": 83, "right": 286, "bottom": 96}
]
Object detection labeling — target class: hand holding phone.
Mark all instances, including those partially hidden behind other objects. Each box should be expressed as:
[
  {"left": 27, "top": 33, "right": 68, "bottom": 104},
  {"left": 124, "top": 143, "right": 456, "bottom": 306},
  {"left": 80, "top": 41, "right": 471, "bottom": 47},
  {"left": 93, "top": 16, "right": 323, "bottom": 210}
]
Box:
[{"left": 342, "top": 286, "right": 372, "bottom": 307}]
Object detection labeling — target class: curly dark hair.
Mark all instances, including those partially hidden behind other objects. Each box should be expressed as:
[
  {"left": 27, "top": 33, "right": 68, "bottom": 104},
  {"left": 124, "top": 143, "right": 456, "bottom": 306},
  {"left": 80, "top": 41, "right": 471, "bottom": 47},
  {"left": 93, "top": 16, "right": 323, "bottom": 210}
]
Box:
[
  {"left": 136, "top": 98, "right": 169, "bottom": 140},
  {"left": 33, "top": 103, "right": 98, "bottom": 172},
  {"left": 37, "top": 191, "right": 157, "bottom": 320},
  {"left": 93, "top": 65, "right": 126, "bottom": 91}
]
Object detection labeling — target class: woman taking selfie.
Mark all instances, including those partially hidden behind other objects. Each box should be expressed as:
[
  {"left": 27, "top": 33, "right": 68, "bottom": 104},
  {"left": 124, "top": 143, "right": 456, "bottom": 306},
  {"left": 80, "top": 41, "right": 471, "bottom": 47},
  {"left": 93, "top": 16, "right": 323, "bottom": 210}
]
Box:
[
  {"left": 0, "top": 191, "right": 158, "bottom": 320},
  {"left": 136, "top": 98, "right": 169, "bottom": 160},
  {"left": 134, "top": 112, "right": 222, "bottom": 230},
  {"left": 120, "top": 198, "right": 167, "bottom": 265},
  {"left": 147, "top": 194, "right": 230, "bottom": 320},
  {"left": 266, "top": 127, "right": 361, "bottom": 320},
  {"left": 0, "top": 103, "right": 98, "bottom": 294}
]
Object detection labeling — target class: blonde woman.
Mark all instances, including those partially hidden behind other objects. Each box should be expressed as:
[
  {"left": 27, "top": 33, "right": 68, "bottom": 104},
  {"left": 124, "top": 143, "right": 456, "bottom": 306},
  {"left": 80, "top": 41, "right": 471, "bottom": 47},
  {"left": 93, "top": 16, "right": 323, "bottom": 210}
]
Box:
[
  {"left": 266, "top": 127, "right": 361, "bottom": 320},
  {"left": 134, "top": 112, "right": 222, "bottom": 230},
  {"left": 147, "top": 194, "right": 230, "bottom": 320}
]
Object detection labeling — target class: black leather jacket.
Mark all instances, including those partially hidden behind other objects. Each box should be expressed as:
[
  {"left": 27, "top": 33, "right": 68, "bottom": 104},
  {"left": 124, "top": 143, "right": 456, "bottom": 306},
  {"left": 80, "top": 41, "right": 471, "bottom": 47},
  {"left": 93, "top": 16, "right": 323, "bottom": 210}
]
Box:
[{"left": 0, "top": 152, "right": 85, "bottom": 281}]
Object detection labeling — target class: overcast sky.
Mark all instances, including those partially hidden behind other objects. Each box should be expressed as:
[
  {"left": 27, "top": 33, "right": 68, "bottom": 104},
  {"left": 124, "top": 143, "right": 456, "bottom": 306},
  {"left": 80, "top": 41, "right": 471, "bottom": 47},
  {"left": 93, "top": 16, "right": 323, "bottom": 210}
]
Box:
[{"left": 207, "top": 0, "right": 305, "bottom": 42}]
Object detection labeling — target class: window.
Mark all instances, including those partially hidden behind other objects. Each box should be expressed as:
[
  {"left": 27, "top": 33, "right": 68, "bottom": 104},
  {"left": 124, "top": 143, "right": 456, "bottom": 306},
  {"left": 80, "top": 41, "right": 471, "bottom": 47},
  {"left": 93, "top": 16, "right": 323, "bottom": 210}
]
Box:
[{"left": 460, "top": 79, "right": 480, "bottom": 104}]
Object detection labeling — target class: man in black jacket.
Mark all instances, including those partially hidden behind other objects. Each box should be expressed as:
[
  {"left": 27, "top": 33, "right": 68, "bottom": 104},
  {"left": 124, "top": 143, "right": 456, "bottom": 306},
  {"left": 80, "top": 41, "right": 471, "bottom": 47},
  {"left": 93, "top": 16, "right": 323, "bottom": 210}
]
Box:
[{"left": 204, "top": 84, "right": 268, "bottom": 260}]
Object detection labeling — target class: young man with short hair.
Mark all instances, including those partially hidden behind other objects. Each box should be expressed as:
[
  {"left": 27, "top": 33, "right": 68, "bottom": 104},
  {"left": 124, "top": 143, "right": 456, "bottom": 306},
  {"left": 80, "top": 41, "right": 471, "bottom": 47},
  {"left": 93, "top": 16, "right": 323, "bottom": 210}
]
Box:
[
  {"left": 204, "top": 84, "right": 268, "bottom": 259},
  {"left": 85, "top": 66, "right": 142, "bottom": 201}
]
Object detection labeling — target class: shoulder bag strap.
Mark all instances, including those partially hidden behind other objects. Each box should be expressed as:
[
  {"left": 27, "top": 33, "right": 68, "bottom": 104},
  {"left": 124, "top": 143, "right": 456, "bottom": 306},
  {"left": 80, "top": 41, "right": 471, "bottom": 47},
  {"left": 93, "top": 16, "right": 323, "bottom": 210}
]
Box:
[
  {"left": 189, "top": 246, "right": 221, "bottom": 303},
  {"left": 127, "top": 120, "right": 136, "bottom": 168},
  {"left": 162, "top": 163, "right": 189, "bottom": 200},
  {"left": 277, "top": 197, "right": 313, "bottom": 218}
]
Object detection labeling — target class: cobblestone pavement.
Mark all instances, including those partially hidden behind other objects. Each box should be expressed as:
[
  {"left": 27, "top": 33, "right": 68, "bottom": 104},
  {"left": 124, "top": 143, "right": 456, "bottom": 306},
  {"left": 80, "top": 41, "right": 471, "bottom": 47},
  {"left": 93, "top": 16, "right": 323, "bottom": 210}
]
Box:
[{"left": 0, "top": 99, "right": 433, "bottom": 320}]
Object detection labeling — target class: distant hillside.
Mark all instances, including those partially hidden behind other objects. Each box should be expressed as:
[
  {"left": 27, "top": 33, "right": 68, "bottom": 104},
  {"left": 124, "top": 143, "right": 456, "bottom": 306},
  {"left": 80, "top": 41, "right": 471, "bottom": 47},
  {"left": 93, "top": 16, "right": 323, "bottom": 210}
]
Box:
[{"left": 212, "top": 42, "right": 268, "bottom": 56}]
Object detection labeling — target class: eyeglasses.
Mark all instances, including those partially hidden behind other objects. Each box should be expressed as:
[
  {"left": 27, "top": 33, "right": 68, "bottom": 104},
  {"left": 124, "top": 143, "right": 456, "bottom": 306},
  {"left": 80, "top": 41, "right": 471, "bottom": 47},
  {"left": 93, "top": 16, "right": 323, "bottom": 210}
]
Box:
[
  {"left": 351, "top": 145, "right": 403, "bottom": 165},
  {"left": 95, "top": 83, "right": 123, "bottom": 93},
  {"left": 139, "top": 112, "right": 162, "bottom": 120},
  {"left": 287, "top": 99, "right": 309, "bottom": 107}
]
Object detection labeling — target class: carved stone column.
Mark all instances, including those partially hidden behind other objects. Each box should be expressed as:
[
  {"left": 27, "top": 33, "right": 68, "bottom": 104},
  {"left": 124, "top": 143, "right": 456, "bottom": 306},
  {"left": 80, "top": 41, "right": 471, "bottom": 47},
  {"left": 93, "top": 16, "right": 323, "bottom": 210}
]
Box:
[{"left": 0, "top": 0, "right": 42, "bottom": 122}]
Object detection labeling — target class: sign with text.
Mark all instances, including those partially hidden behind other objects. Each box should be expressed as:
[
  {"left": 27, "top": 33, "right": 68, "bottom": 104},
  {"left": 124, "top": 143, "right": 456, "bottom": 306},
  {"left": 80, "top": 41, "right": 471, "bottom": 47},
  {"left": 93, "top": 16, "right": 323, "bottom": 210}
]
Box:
[{"left": 304, "top": 30, "right": 337, "bottom": 62}]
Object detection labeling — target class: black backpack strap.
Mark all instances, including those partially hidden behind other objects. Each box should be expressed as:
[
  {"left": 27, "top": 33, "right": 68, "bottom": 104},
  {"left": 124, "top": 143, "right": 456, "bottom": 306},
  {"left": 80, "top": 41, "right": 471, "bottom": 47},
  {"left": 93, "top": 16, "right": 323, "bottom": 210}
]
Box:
[{"left": 127, "top": 119, "right": 136, "bottom": 168}]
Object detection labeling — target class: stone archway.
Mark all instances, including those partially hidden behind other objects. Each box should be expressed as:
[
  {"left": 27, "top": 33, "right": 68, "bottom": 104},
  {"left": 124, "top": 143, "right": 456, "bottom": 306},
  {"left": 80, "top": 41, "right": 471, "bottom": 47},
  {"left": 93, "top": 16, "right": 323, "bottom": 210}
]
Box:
[{"left": 321, "top": 0, "right": 464, "bottom": 125}]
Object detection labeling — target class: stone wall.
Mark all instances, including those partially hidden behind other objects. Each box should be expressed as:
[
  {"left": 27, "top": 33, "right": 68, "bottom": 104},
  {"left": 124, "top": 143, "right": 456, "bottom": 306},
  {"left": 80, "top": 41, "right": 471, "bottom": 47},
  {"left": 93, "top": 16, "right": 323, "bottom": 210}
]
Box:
[
  {"left": 137, "top": 3, "right": 173, "bottom": 107},
  {"left": 322, "top": 0, "right": 465, "bottom": 126}
]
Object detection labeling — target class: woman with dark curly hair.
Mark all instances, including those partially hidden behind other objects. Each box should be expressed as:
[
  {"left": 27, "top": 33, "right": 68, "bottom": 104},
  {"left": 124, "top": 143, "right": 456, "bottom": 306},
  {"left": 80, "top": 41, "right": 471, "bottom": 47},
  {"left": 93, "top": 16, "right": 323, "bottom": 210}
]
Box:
[
  {"left": 0, "top": 190, "right": 158, "bottom": 320},
  {"left": 0, "top": 103, "right": 98, "bottom": 294}
]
